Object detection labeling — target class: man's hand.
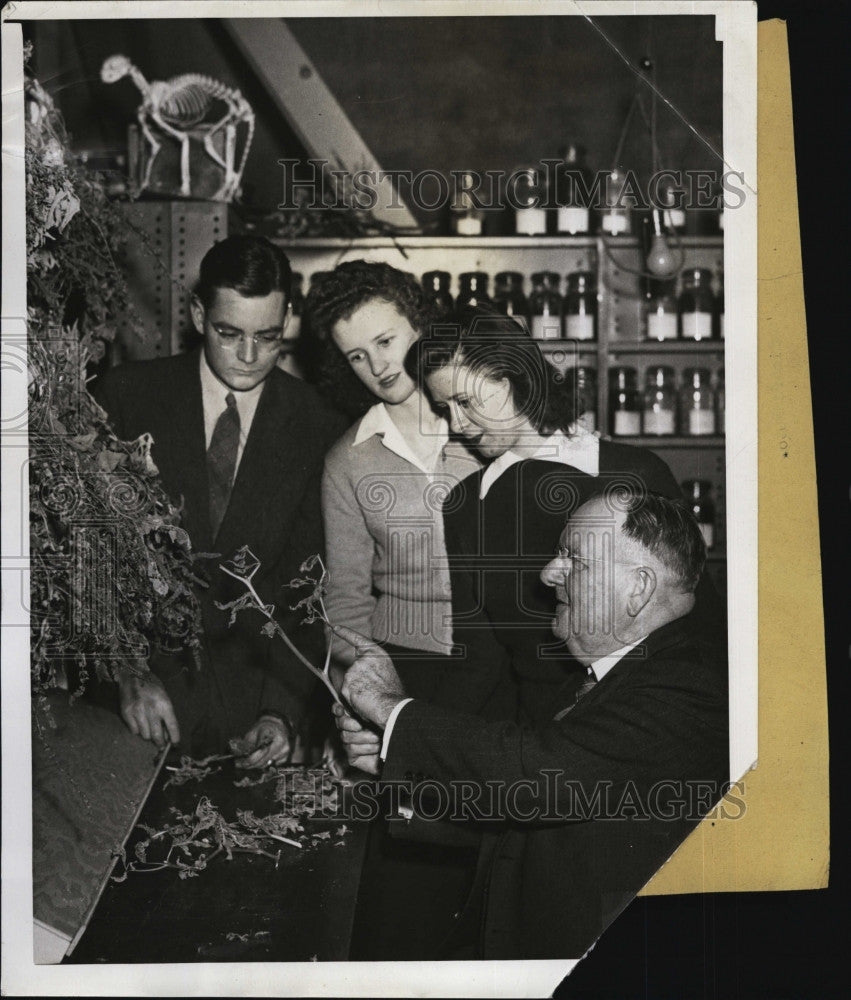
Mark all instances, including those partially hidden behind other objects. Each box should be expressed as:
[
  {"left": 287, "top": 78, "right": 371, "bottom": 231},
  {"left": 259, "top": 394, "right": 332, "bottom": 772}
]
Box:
[
  {"left": 118, "top": 671, "right": 180, "bottom": 749},
  {"left": 332, "top": 702, "right": 381, "bottom": 775},
  {"left": 333, "top": 624, "right": 407, "bottom": 730},
  {"left": 234, "top": 715, "right": 292, "bottom": 770}
]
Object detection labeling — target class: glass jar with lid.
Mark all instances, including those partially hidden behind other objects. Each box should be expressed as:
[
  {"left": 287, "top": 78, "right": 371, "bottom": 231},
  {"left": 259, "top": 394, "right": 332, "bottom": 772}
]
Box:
[
  {"left": 493, "top": 271, "right": 529, "bottom": 324},
  {"left": 422, "top": 271, "right": 454, "bottom": 314},
  {"left": 572, "top": 365, "right": 597, "bottom": 432},
  {"left": 599, "top": 167, "right": 633, "bottom": 235},
  {"left": 679, "top": 268, "right": 715, "bottom": 340},
  {"left": 609, "top": 367, "right": 640, "bottom": 436},
  {"left": 644, "top": 278, "right": 678, "bottom": 341},
  {"left": 716, "top": 367, "right": 726, "bottom": 434},
  {"left": 450, "top": 170, "right": 485, "bottom": 236},
  {"left": 513, "top": 166, "right": 548, "bottom": 235},
  {"left": 682, "top": 480, "right": 716, "bottom": 550},
  {"left": 529, "top": 272, "right": 562, "bottom": 340},
  {"left": 642, "top": 366, "right": 678, "bottom": 436},
  {"left": 564, "top": 271, "right": 596, "bottom": 341},
  {"left": 681, "top": 367, "right": 716, "bottom": 436},
  {"left": 457, "top": 271, "right": 491, "bottom": 309},
  {"left": 555, "top": 143, "right": 592, "bottom": 234}
]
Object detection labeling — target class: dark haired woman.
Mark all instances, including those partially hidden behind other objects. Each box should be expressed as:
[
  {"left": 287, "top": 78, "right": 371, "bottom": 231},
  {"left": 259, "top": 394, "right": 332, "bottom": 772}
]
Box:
[{"left": 410, "top": 305, "right": 724, "bottom": 724}]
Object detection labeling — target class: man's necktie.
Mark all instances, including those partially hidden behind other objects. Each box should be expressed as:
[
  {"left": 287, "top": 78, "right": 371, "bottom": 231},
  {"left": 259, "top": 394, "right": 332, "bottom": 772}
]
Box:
[
  {"left": 207, "top": 392, "right": 240, "bottom": 537},
  {"left": 553, "top": 670, "right": 598, "bottom": 721}
]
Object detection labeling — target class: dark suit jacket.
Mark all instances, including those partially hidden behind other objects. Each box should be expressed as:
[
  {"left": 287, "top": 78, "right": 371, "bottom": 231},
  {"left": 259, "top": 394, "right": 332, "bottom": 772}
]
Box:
[
  {"left": 397, "top": 440, "right": 724, "bottom": 724},
  {"left": 94, "top": 349, "right": 346, "bottom": 751},
  {"left": 382, "top": 612, "right": 729, "bottom": 959}
]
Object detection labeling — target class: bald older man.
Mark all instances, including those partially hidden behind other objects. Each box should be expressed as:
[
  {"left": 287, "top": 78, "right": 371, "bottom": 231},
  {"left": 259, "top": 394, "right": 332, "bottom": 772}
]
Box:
[{"left": 333, "top": 490, "right": 729, "bottom": 960}]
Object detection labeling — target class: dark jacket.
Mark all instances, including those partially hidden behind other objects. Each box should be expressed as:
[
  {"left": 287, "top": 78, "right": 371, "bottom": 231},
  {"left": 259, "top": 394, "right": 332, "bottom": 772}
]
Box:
[
  {"left": 94, "top": 349, "right": 346, "bottom": 750},
  {"left": 382, "top": 612, "right": 729, "bottom": 959},
  {"left": 397, "top": 440, "right": 723, "bottom": 723}
]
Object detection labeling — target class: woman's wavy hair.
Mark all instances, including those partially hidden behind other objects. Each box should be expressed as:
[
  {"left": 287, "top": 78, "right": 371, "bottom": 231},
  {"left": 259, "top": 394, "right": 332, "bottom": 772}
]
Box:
[
  {"left": 406, "top": 303, "right": 578, "bottom": 435},
  {"left": 304, "top": 260, "right": 436, "bottom": 418}
]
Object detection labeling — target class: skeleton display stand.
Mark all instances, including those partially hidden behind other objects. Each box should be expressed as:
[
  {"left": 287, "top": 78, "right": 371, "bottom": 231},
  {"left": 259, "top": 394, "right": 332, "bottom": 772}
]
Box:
[{"left": 101, "top": 55, "right": 254, "bottom": 203}]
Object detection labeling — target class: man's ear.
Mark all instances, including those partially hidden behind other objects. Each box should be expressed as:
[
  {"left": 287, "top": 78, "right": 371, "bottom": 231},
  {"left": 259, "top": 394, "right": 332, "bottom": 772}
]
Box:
[
  {"left": 626, "top": 566, "right": 656, "bottom": 617},
  {"left": 190, "top": 295, "right": 206, "bottom": 337}
]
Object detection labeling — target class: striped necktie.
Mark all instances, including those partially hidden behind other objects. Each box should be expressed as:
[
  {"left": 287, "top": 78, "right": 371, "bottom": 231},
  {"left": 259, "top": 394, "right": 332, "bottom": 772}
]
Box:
[
  {"left": 207, "top": 392, "right": 240, "bottom": 537},
  {"left": 553, "top": 670, "right": 598, "bottom": 721}
]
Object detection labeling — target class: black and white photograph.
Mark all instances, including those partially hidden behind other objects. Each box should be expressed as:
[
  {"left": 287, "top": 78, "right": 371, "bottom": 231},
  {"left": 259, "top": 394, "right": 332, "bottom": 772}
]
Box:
[{"left": 5, "top": 1, "right": 808, "bottom": 996}]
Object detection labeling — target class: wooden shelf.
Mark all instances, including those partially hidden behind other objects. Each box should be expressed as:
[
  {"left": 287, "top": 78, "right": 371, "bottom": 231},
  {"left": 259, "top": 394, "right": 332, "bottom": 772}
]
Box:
[
  {"left": 269, "top": 234, "right": 722, "bottom": 251},
  {"left": 608, "top": 436, "right": 726, "bottom": 448},
  {"left": 608, "top": 340, "right": 725, "bottom": 354}
]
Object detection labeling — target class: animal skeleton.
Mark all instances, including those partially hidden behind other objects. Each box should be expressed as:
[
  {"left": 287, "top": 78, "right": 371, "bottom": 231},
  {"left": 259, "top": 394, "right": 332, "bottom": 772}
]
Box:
[{"left": 101, "top": 55, "right": 255, "bottom": 202}]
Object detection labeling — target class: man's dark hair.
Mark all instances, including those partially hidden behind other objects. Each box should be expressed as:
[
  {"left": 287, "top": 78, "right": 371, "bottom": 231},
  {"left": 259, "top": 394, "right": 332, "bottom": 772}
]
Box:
[
  {"left": 620, "top": 491, "right": 707, "bottom": 592},
  {"left": 195, "top": 235, "right": 292, "bottom": 309},
  {"left": 305, "top": 261, "right": 434, "bottom": 418}
]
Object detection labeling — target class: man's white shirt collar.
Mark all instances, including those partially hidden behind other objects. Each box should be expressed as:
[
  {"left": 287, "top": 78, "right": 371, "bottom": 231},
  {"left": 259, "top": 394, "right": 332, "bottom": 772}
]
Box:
[
  {"left": 479, "top": 426, "right": 600, "bottom": 499},
  {"left": 199, "top": 350, "right": 265, "bottom": 457},
  {"left": 589, "top": 636, "right": 648, "bottom": 682},
  {"left": 354, "top": 402, "right": 449, "bottom": 476}
]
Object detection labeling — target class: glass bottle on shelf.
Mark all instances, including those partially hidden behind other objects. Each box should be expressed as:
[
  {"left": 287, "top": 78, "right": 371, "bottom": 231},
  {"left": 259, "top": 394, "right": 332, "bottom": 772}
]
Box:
[
  {"left": 716, "top": 271, "right": 725, "bottom": 340},
  {"left": 563, "top": 271, "right": 596, "bottom": 342},
  {"left": 555, "top": 143, "right": 592, "bottom": 234},
  {"left": 642, "top": 366, "right": 678, "bottom": 436},
  {"left": 422, "top": 271, "right": 454, "bottom": 314},
  {"left": 609, "top": 366, "right": 641, "bottom": 436},
  {"left": 681, "top": 367, "right": 716, "bottom": 436},
  {"left": 493, "top": 271, "right": 529, "bottom": 324},
  {"left": 514, "top": 166, "right": 548, "bottom": 236},
  {"left": 658, "top": 175, "right": 687, "bottom": 232},
  {"left": 450, "top": 170, "right": 485, "bottom": 236},
  {"left": 716, "top": 367, "right": 726, "bottom": 434},
  {"left": 528, "top": 272, "right": 562, "bottom": 340},
  {"left": 457, "top": 271, "right": 491, "bottom": 309},
  {"left": 682, "top": 480, "right": 716, "bottom": 550},
  {"left": 572, "top": 365, "right": 597, "bottom": 432},
  {"left": 644, "top": 278, "right": 678, "bottom": 341},
  {"left": 599, "top": 167, "right": 632, "bottom": 235},
  {"left": 679, "top": 267, "right": 715, "bottom": 341}
]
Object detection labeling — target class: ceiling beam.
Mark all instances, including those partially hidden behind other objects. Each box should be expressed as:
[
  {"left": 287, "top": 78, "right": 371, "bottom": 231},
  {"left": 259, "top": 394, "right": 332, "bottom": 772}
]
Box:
[{"left": 223, "top": 18, "right": 418, "bottom": 229}]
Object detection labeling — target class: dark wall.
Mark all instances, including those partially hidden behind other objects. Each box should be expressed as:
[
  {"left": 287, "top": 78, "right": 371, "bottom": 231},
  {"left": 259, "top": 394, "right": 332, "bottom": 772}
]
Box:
[{"left": 26, "top": 14, "right": 721, "bottom": 216}]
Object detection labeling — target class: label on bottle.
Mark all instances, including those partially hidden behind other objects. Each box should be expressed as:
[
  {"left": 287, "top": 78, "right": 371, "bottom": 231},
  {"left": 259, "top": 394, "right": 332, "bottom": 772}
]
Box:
[
  {"left": 531, "top": 315, "right": 561, "bottom": 340},
  {"left": 647, "top": 313, "right": 678, "bottom": 341},
  {"left": 601, "top": 211, "right": 631, "bottom": 235},
  {"left": 643, "top": 409, "right": 676, "bottom": 435},
  {"left": 681, "top": 311, "right": 712, "bottom": 340},
  {"left": 698, "top": 523, "right": 715, "bottom": 550},
  {"left": 515, "top": 207, "right": 548, "bottom": 235},
  {"left": 718, "top": 210, "right": 725, "bottom": 232},
  {"left": 566, "top": 314, "right": 594, "bottom": 341},
  {"left": 663, "top": 208, "right": 686, "bottom": 230},
  {"left": 613, "top": 411, "right": 640, "bottom": 436},
  {"left": 719, "top": 408, "right": 725, "bottom": 435},
  {"left": 688, "top": 409, "right": 716, "bottom": 436},
  {"left": 720, "top": 313, "right": 725, "bottom": 339},
  {"left": 454, "top": 215, "right": 482, "bottom": 236},
  {"left": 557, "top": 206, "right": 589, "bottom": 234}
]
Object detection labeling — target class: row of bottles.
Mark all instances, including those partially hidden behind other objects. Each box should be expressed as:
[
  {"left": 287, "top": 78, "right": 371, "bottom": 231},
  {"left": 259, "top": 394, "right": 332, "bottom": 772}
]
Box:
[
  {"left": 609, "top": 366, "right": 725, "bottom": 437},
  {"left": 646, "top": 269, "right": 724, "bottom": 341},
  {"left": 423, "top": 269, "right": 597, "bottom": 341},
  {"left": 449, "top": 150, "right": 726, "bottom": 238}
]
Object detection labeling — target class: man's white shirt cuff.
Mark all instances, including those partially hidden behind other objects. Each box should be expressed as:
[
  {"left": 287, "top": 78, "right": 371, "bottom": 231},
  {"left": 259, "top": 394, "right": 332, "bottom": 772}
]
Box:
[{"left": 380, "top": 698, "right": 414, "bottom": 761}]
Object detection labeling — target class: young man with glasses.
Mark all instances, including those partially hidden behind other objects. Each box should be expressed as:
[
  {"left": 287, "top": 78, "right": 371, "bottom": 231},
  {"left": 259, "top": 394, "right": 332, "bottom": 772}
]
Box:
[{"left": 94, "top": 235, "right": 346, "bottom": 765}]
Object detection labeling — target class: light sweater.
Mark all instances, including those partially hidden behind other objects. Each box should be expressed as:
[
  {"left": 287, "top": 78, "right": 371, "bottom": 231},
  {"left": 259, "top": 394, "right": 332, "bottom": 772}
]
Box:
[{"left": 322, "top": 403, "right": 480, "bottom": 662}]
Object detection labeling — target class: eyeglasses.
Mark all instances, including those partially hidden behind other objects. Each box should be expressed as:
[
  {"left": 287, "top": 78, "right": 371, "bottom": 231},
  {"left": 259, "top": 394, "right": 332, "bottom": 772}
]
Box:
[{"left": 212, "top": 326, "right": 284, "bottom": 352}]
